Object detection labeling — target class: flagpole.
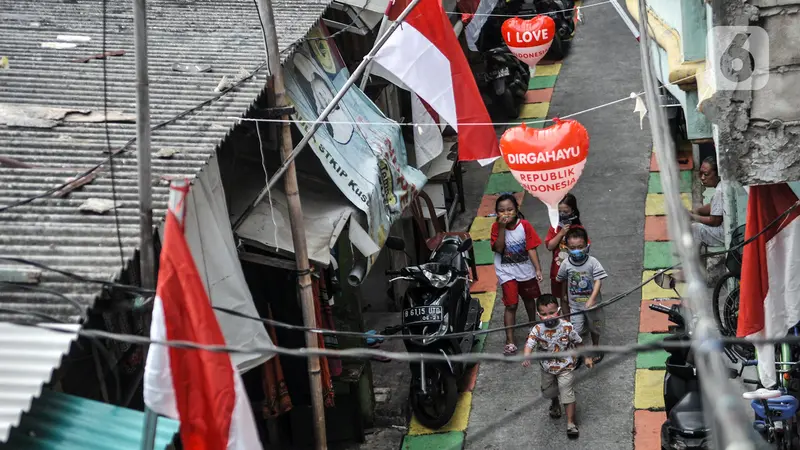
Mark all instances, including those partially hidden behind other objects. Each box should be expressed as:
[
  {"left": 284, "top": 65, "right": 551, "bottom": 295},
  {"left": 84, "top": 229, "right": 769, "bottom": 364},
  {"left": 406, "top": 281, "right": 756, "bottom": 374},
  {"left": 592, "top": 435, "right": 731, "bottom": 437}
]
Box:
[
  {"left": 235, "top": 0, "right": 424, "bottom": 231},
  {"left": 255, "top": 0, "right": 328, "bottom": 448},
  {"left": 132, "top": 0, "right": 159, "bottom": 448},
  {"left": 358, "top": 13, "right": 389, "bottom": 91}
]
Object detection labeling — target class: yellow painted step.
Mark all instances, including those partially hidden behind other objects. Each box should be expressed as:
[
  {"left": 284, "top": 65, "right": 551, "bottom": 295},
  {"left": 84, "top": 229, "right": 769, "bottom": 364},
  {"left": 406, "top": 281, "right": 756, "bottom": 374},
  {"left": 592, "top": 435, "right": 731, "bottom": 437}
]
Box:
[
  {"left": 473, "top": 291, "right": 497, "bottom": 324},
  {"left": 634, "top": 369, "right": 665, "bottom": 410},
  {"left": 409, "top": 392, "right": 473, "bottom": 435},
  {"left": 645, "top": 193, "right": 691, "bottom": 216}
]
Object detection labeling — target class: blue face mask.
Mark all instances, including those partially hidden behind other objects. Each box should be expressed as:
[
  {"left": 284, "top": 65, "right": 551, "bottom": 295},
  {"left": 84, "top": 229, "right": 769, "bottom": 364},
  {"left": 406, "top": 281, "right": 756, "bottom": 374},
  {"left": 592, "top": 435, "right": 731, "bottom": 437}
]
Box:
[{"left": 569, "top": 248, "right": 588, "bottom": 262}]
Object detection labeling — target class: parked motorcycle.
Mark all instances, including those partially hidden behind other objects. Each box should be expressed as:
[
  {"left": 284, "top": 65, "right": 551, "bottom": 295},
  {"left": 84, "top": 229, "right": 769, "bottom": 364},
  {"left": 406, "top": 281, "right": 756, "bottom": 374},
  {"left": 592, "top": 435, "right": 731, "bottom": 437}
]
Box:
[
  {"left": 649, "top": 289, "right": 711, "bottom": 449},
  {"left": 475, "top": 0, "right": 577, "bottom": 61},
  {"left": 472, "top": 47, "right": 530, "bottom": 121},
  {"left": 384, "top": 235, "right": 483, "bottom": 429}
]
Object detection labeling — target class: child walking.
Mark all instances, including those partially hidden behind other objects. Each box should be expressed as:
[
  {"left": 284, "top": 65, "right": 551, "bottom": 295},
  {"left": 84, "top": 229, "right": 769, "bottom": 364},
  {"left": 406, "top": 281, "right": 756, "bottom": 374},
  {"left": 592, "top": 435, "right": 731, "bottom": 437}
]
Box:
[
  {"left": 490, "top": 193, "right": 544, "bottom": 356},
  {"left": 545, "top": 194, "right": 590, "bottom": 313},
  {"left": 556, "top": 228, "right": 607, "bottom": 363},
  {"left": 523, "top": 294, "right": 593, "bottom": 438}
]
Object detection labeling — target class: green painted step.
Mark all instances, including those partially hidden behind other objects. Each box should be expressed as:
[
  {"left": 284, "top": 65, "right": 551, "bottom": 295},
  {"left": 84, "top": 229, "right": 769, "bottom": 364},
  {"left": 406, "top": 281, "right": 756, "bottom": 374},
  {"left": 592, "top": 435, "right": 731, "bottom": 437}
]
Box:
[
  {"left": 648, "top": 171, "right": 693, "bottom": 194},
  {"left": 485, "top": 172, "right": 521, "bottom": 194},
  {"left": 644, "top": 241, "right": 678, "bottom": 269},
  {"left": 402, "top": 431, "right": 465, "bottom": 450},
  {"left": 529, "top": 75, "right": 558, "bottom": 90},
  {"left": 636, "top": 333, "right": 670, "bottom": 369},
  {"left": 508, "top": 118, "right": 546, "bottom": 129},
  {"left": 473, "top": 240, "right": 494, "bottom": 266}
]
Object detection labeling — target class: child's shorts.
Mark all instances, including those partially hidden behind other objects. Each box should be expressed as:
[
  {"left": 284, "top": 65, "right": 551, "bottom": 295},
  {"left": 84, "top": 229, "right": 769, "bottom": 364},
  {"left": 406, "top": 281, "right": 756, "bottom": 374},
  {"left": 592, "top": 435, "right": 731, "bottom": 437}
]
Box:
[
  {"left": 500, "top": 278, "right": 541, "bottom": 307},
  {"left": 541, "top": 369, "right": 576, "bottom": 404},
  {"left": 571, "top": 307, "right": 605, "bottom": 337}
]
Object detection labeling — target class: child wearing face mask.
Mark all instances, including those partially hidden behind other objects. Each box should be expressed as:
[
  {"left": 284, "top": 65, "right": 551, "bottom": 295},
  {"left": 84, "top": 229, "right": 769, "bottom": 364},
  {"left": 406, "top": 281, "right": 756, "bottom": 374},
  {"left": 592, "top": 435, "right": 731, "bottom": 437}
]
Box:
[
  {"left": 555, "top": 228, "right": 607, "bottom": 363},
  {"left": 545, "top": 194, "right": 590, "bottom": 312},
  {"left": 523, "top": 294, "right": 592, "bottom": 438}
]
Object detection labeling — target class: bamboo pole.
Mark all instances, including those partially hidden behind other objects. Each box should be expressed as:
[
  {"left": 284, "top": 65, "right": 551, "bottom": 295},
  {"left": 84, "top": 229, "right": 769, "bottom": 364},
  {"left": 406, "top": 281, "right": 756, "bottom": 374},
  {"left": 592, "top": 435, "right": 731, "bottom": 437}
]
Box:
[{"left": 255, "top": 0, "right": 327, "bottom": 447}]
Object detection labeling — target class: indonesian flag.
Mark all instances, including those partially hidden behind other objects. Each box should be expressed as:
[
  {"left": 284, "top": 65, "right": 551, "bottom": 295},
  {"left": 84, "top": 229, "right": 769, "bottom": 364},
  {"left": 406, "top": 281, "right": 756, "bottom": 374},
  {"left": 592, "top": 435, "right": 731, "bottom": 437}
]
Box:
[
  {"left": 371, "top": 0, "right": 500, "bottom": 165},
  {"left": 144, "top": 182, "right": 262, "bottom": 449},
  {"left": 737, "top": 182, "right": 800, "bottom": 388}
]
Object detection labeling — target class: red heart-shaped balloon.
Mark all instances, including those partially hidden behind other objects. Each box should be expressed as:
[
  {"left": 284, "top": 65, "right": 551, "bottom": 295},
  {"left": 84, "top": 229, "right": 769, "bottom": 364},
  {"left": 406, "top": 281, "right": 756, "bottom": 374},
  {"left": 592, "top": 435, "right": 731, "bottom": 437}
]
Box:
[
  {"left": 501, "top": 16, "right": 556, "bottom": 68},
  {"left": 499, "top": 118, "right": 589, "bottom": 208}
]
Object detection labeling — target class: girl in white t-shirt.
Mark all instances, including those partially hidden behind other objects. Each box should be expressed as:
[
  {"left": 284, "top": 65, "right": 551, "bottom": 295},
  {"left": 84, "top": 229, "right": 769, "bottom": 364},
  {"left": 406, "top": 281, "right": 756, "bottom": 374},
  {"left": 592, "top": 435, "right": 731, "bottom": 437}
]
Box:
[{"left": 490, "top": 194, "right": 544, "bottom": 355}]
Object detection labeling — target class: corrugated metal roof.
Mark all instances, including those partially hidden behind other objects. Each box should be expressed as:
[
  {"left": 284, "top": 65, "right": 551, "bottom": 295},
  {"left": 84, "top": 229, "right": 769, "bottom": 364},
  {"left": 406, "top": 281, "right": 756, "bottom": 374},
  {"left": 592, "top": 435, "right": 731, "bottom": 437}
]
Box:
[
  {"left": 0, "top": 323, "right": 79, "bottom": 443},
  {"left": 0, "top": 0, "right": 333, "bottom": 323},
  {"left": 3, "top": 389, "right": 179, "bottom": 450}
]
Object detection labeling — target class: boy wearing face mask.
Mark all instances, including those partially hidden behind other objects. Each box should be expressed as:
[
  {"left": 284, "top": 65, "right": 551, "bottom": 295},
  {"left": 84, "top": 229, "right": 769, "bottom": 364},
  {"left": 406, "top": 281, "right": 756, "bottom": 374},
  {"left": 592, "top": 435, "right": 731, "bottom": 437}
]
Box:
[
  {"left": 546, "top": 194, "right": 590, "bottom": 313},
  {"left": 556, "top": 228, "right": 607, "bottom": 363},
  {"left": 523, "top": 294, "right": 592, "bottom": 438}
]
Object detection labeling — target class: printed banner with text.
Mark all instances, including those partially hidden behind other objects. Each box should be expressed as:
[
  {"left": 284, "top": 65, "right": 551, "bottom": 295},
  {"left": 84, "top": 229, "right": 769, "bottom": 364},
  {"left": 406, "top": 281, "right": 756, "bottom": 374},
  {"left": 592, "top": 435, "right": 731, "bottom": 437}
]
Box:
[{"left": 284, "top": 25, "right": 427, "bottom": 266}]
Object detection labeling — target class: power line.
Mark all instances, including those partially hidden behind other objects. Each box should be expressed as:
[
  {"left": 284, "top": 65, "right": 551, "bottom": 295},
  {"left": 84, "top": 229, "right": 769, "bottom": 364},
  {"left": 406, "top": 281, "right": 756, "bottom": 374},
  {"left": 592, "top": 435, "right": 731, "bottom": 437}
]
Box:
[
  {"left": 0, "top": 62, "right": 268, "bottom": 214},
  {"left": 12, "top": 318, "right": 800, "bottom": 365},
  {"left": 5, "top": 193, "right": 795, "bottom": 341},
  {"left": 444, "top": 0, "right": 611, "bottom": 18}
]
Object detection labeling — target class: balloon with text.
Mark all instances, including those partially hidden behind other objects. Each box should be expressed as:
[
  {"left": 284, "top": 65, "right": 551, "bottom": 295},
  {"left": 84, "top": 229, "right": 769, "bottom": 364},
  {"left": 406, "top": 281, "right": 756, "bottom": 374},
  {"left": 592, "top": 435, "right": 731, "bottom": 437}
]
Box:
[
  {"left": 501, "top": 16, "right": 556, "bottom": 69},
  {"left": 499, "top": 118, "right": 589, "bottom": 227}
]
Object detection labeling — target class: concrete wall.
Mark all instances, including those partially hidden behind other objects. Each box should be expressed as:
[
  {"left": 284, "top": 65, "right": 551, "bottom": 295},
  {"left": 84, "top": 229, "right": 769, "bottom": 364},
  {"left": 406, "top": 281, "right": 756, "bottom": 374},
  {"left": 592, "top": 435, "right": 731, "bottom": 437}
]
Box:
[
  {"left": 703, "top": 0, "right": 800, "bottom": 185},
  {"left": 627, "top": 0, "right": 713, "bottom": 140}
]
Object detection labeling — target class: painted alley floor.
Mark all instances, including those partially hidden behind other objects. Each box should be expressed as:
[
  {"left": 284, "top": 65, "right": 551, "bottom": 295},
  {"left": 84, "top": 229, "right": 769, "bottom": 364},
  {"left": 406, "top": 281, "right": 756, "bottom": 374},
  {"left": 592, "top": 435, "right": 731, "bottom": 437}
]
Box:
[{"left": 402, "top": 1, "right": 657, "bottom": 449}]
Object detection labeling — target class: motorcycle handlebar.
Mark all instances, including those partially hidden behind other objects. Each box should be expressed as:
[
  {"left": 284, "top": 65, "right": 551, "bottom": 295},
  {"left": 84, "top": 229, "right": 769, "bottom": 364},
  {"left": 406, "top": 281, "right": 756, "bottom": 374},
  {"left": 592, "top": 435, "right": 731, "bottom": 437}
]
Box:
[
  {"left": 648, "top": 303, "right": 672, "bottom": 315},
  {"left": 743, "top": 360, "right": 759, "bottom": 367}
]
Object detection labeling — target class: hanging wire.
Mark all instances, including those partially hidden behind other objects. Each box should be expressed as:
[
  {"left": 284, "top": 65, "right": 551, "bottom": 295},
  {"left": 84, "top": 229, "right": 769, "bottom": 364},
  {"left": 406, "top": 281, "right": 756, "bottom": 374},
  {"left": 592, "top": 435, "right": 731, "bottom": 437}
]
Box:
[
  {"left": 0, "top": 62, "right": 267, "bottom": 215},
  {"left": 444, "top": 0, "right": 612, "bottom": 18}
]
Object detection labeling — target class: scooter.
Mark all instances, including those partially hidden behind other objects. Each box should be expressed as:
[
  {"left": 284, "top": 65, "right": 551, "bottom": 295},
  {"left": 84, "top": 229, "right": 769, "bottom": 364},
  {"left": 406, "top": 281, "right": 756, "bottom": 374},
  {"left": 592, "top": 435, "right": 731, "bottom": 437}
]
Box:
[
  {"left": 649, "top": 272, "right": 712, "bottom": 449},
  {"left": 649, "top": 301, "right": 711, "bottom": 450},
  {"left": 475, "top": 0, "right": 576, "bottom": 61},
  {"left": 472, "top": 47, "right": 530, "bottom": 121},
  {"left": 384, "top": 235, "right": 483, "bottom": 429}
]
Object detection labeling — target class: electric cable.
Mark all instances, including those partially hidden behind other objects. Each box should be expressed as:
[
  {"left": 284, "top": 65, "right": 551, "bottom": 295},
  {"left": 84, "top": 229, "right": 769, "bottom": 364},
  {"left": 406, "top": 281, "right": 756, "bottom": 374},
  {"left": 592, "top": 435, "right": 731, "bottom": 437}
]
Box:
[
  {"left": 100, "top": 0, "right": 125, "bottom": 270},
  {"left": 0, "top": 62, "right": 267, "bottom": 214},
  {"left": 3, "top": 192, "right": 797, "bottom": 343},
  {"left": 6, "top": 318, "right": 800, "bottom": 366},
  {"left": 228, "top": 71, "right": 700, "bottom": 128},
  {"left": 444, "top": 0, "right": 612, "bottom": 18}
]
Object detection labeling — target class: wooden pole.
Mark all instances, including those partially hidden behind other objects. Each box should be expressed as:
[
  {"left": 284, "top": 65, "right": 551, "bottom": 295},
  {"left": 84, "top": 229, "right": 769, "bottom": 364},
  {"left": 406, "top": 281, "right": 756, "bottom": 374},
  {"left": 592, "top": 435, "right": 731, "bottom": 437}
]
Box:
[{"left": 254, "top": 0, "right": 327, "bottom": 448}]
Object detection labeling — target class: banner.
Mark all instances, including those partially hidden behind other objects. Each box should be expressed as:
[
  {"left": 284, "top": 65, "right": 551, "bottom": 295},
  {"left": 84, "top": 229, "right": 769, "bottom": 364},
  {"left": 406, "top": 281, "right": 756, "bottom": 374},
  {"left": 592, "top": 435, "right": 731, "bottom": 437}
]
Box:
[{"left": 284, "top": 25, "right": 427, "bottom": 264}]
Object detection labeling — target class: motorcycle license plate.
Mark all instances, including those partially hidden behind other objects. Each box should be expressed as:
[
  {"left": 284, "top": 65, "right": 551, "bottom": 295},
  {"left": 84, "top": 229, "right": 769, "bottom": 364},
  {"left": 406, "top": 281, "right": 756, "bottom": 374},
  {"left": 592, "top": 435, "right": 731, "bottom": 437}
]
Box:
[
  {"left": 487, "top": 67, "right": 510, "bottom": 81},
  {"left": 403, "top": 306, "right": 443, "bottom": 324}
]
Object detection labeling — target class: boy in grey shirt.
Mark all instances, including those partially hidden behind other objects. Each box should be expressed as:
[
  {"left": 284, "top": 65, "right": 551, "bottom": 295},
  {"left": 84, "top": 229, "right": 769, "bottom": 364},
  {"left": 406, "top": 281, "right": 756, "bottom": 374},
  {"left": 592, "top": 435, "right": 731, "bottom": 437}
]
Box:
[{"left": 556, "top": 228, "right": 608, "bottom": 363}]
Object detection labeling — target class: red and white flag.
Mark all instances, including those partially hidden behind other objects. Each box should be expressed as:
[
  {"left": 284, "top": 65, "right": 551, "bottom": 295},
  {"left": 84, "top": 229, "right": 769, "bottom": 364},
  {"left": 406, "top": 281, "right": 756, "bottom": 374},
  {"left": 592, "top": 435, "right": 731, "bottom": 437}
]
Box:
[
  {"left": 738, "top": 183, "right": 800, "bottom": 387},
  {"left": 371, "top": 0, "right": 500, "bottom": 165},
  {"left": 144, "top": 182, "right": 262, "bottom": 450}
]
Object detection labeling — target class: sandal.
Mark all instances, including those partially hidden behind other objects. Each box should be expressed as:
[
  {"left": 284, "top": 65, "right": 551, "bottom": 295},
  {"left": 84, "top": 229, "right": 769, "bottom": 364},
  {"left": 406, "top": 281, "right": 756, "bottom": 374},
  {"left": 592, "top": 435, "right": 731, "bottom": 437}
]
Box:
[
  {"left": 592, "top": 354, "right": 604, "bottom": 365},
  {"left": 549, "top": 403, "right": 562, "bottom": 419},
  {"left": 503, "top": 343, "right": 518, "bottom": 356},
  {"left": 567, "top": 423, "right": 579, "bottom": 438}
]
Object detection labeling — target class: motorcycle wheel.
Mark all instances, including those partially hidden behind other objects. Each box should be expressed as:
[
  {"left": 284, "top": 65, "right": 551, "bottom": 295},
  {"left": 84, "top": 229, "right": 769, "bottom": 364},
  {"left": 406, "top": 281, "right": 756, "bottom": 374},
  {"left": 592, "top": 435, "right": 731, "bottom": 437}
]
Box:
[{"left": 409, "top": 365, "right": 459, "bottom": 429}]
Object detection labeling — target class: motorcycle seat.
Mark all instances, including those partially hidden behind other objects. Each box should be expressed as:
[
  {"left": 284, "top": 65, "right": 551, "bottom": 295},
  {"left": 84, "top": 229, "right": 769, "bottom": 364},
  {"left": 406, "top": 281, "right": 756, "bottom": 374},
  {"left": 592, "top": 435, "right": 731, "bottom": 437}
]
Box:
[
  {"left": 749, "top": 395, "right": 799, "bottom": 422},
  {"left": 669, "top": 392, "right": 708, "bottom": 433}
]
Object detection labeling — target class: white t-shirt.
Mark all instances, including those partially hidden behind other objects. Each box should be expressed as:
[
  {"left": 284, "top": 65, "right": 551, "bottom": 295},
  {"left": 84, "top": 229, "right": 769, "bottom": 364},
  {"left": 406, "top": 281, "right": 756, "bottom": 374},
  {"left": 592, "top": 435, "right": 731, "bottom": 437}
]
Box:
[{"left": 490, "top": 219, "right": 542, "bottom": 284}]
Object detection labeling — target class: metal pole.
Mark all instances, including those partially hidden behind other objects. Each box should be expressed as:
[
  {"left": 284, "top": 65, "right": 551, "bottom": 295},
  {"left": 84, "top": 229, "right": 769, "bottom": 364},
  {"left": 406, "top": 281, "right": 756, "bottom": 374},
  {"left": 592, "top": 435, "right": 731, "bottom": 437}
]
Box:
[
  {"left": 133, "top": 0, "right": 158, "bottom": 448},
  {"left": 635, "top": 2, "right": 760, "bottom": 449},
  {"left": 358, "top": 14, "right": 390, "bottom": 91},
  {"left": 256, "top": 0, "right": 328, "bottom": 448},
  {"left": 235, "top": 0, "right": 423, "bottom": 228}
]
